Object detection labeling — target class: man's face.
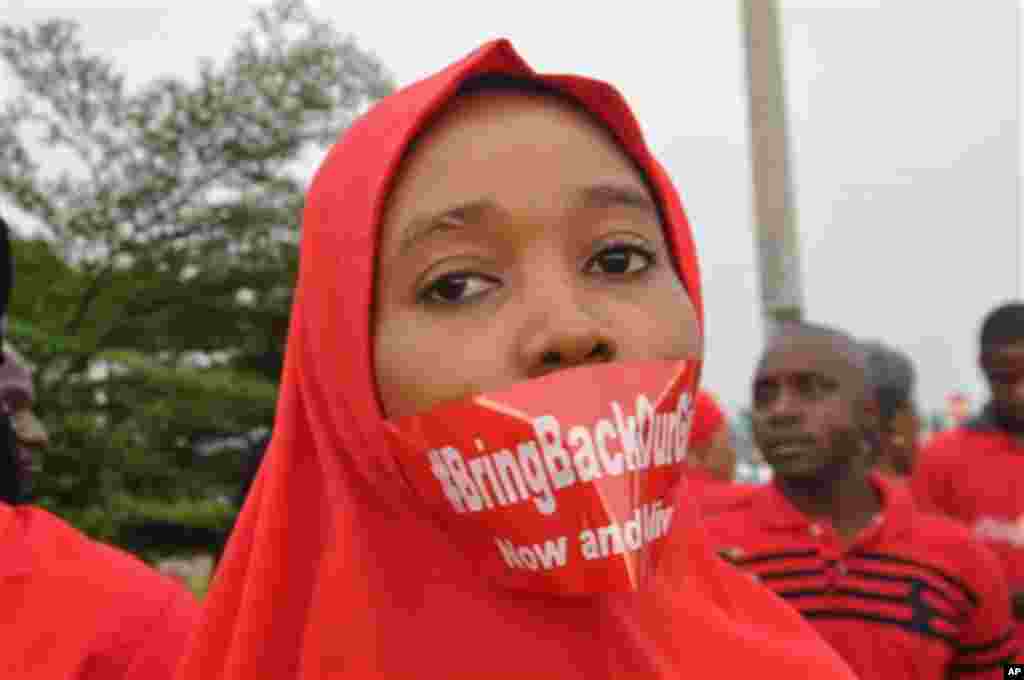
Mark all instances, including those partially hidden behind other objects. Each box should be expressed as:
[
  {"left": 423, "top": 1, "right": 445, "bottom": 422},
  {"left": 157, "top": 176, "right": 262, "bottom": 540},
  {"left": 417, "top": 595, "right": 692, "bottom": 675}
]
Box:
[
  {"left": 0, "top": 349, "right": 48, "bottom": 483},
  {"left": 751, "top": 333, "right": 872, "bottom": 481},
  {"left": 981, "top": 341, "right": 1024, "bottom": 426}
]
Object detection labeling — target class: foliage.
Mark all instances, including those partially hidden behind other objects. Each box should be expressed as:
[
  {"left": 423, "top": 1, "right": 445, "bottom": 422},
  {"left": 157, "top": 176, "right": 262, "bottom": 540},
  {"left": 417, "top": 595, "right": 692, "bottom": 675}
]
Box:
[{"left": 0, "top": 0, "right": 393, "bottom": 551}]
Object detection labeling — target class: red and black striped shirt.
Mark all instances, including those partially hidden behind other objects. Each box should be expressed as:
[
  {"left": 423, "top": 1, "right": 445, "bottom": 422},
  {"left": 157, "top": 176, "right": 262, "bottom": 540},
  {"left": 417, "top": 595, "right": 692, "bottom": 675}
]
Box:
[{"left": 705, "top": 473, "right": 1019, "bottom": 679}]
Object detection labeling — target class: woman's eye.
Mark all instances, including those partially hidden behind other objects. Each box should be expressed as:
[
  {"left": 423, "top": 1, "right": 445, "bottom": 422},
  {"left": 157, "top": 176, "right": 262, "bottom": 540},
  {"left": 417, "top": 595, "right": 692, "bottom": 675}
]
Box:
[
  {"left": 419, "top": 272, "right": 498, "bottom": 305},
  {"left": 586, "top": 244, "right": 655, "bottom": 276}
]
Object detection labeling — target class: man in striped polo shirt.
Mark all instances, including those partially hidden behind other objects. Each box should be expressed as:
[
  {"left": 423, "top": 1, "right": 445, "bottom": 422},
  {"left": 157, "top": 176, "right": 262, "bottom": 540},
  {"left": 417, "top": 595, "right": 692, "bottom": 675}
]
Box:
[{"left": 706, "top": 322, "right": 1018, "bottom": 679}]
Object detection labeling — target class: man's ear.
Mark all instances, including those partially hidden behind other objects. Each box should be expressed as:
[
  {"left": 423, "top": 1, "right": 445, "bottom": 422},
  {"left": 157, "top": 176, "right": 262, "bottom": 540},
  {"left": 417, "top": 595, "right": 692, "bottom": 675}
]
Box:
[
  {"left": 856, "top": 395, "right": 883, "bottom": 459},
  {"left": 858, "top": 394, "right": 881, "bottom": 432}
]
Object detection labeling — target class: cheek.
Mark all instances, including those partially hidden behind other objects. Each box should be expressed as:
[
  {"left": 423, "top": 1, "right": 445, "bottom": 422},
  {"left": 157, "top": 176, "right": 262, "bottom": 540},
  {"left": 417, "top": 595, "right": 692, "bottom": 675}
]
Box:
[
  {"left": 372, "top": 269, "right": 701, "bottom": 418},
  {"left": 373, "top": 311, "right": 517, "bottom": 420},
  {"left": 750, "top": 415, "right": 770, "bottom": 442},
  {"left": 375, "top": 315, "right": 458, "bottom": 419},
  {"left": 805, "top": 407, "right": 842, "bottom": 440},
  {"left": 895, "top": 415, "right": 918, "bottom": 439},
  {"left": 821, "top": 408, "right": 862, "bottom": 447},
  {"left": 1009, "top": 381, "right": 1024, "bottom": 401},
  {"left": 373, "top": 321, "right": 415, "bottom": 420},
  {"left": 623, "top": 276, "right": 700, "bottom": 359}
]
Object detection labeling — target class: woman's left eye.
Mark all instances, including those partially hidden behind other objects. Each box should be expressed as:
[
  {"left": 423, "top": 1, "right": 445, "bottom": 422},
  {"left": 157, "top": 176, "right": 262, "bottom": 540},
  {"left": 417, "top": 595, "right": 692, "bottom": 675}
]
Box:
[{"left": 585, "top": 244, "right": 656, "bottom": 276}]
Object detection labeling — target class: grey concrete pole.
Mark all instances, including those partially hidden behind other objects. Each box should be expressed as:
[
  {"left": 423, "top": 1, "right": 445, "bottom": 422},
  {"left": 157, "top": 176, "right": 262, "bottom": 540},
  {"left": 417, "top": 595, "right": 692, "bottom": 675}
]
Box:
[{"left": 741, "top": 0, "right": 805, "bottom": 339}]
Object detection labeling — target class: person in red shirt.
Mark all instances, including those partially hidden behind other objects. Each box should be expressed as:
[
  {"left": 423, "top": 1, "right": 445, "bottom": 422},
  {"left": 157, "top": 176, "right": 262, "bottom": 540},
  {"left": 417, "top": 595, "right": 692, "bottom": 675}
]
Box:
[
  {"left": 686, "top": 390, "right": 755, "bottom": 515},
  {"left": 913, "top": 302, "right": 1024, "bottom": 629},
  {"left": 689, "top": 390, "right": 737, "bottom": 481},
  {"left": 862, "top": 340, "right": 920, "bottom": 480},
  {"left": 707, "top": 321, "right": 1019, "bottom": 679},
  {"left": 173, "top": 41, "right": 857, "bottom": 679},
  {"left": 0, "top": 218, "right": 199, "bottom": 679}
]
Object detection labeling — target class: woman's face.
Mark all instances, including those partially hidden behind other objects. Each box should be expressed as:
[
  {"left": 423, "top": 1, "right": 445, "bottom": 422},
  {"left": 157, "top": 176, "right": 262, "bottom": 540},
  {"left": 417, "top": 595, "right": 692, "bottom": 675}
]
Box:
[{"left": 374, "top": 91, "right": 700, "bottom": 419}]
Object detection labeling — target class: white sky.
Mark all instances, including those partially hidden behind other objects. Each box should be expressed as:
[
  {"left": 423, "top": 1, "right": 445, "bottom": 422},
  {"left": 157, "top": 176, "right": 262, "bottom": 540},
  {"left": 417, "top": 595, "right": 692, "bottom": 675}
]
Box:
[{"left": 1, "top": 0, "right": 1020, "bottom": 416}]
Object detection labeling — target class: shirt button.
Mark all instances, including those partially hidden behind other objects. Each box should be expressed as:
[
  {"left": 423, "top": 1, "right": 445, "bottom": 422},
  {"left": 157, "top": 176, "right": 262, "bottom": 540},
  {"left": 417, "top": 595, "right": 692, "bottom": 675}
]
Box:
[
  {"left": 836, "top": 562, "right": 848, "bottom": 577},
  {"left": 809, "top": 524, "right": 823, "bottom": 537}
]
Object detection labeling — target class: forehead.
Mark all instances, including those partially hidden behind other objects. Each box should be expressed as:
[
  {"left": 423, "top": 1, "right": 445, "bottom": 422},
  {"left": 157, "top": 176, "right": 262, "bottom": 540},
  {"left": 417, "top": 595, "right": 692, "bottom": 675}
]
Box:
[
  {"left": 381, "top": 91, "right": 648, "bottom": 230},
  {"left": 756, "top": 333, "right": 862, "bottom": 381}
]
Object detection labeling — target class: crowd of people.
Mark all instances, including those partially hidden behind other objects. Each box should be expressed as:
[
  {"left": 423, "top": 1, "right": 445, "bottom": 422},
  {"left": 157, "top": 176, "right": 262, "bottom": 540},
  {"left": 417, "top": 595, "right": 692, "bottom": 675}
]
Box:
[
  {"left": 1, "top": 38, "right": 1021, "bottom": 679},
  {"left": 700, "top": 321, "right": 1022, "bottom": 678}
]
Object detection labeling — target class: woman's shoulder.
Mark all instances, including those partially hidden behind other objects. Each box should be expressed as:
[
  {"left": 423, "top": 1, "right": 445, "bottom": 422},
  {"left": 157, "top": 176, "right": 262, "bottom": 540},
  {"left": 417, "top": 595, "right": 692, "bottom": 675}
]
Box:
[{"left": 16, "top": 504, "right": 197, "bottom": 612}]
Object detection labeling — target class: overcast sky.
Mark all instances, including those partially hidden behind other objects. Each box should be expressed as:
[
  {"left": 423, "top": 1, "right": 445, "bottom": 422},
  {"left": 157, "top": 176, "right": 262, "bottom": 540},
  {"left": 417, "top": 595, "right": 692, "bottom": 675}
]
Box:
[{"left": 2, "top": 1, "right": 1020, "bottom": 416}]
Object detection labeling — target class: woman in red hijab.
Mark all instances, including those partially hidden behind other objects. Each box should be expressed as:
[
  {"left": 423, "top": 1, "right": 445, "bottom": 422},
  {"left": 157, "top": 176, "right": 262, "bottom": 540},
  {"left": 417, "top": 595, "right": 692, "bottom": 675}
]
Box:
[{"left": 175, "top": 40, "right": 855, "bottom": 679}]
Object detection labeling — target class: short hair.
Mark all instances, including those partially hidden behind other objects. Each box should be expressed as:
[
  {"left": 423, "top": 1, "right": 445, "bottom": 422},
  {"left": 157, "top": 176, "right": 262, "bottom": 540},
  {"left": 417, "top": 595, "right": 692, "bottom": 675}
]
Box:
[
  {"left": 772, "top": 320, "right": 854, "bottom": 342},
  {"left": 862, "top": 340, "right": 916, "bottom": 428},
  {"left": 980, "top": 301, "right": 1024, "bottom": 350},
  {"left": 763, "top": 320, "right": 869, "bottom": 388},
  {"left": 769, "top": 320, "right": 865, "bottom": 364}
]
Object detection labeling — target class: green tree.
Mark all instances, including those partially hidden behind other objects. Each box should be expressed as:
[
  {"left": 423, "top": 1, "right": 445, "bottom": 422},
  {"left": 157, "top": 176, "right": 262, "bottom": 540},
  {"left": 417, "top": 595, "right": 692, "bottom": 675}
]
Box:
[{"left": 0, "top": 0, "right": 394, "bottom": 555}]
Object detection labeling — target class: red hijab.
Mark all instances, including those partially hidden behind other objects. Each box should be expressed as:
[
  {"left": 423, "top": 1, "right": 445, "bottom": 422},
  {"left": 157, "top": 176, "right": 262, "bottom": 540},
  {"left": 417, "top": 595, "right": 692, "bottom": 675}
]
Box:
[{"left": 175, "top": 39, "right": 855, "bottom": 679}]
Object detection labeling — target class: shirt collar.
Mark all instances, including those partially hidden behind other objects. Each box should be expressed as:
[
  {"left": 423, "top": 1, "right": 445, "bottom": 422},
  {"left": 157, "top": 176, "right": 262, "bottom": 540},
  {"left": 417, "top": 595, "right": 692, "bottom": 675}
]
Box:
[
  {"left": 753, "top": 471, "right": 914, "bottom": 541},
  {"left": 964, "top": 404, "right": 1001, "bottom": 432},
  {"left": 869, "top": 471, "right": 914, "bottom": 540},
  {"left": 752, "top": 483, "right": 810, "bottom": 531}
]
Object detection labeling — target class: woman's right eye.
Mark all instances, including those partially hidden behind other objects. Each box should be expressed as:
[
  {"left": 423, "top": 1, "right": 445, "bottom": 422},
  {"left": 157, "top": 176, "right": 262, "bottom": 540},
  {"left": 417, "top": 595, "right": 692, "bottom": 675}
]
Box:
[{"left": 418, "top": 272, "right": 499, "bottom": 305}]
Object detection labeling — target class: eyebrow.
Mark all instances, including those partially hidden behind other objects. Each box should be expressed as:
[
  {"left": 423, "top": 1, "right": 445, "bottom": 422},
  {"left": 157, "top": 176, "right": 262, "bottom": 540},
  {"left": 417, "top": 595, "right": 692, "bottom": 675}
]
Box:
[
  {"left": 396, "top": 182, "right": 660, "bottom": 256},
  {"left": 754, "top": 370, "right": 831, "bottom": 385}
]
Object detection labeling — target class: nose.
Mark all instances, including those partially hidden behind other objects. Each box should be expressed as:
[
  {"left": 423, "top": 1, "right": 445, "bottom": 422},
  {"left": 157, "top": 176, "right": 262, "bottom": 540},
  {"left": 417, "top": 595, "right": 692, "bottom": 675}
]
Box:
[
  {"left": 763, "top": 387, "right": 803, "bottom": 426},
  {"left": 518, "top": 284, "right": 617, "bottom": 380}
]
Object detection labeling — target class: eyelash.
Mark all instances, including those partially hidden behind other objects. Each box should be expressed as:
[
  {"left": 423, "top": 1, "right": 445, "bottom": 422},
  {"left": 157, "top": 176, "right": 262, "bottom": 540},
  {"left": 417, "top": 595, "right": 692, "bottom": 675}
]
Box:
[{"left": 417, "top": 242, "right": 658, "bottom": 306}]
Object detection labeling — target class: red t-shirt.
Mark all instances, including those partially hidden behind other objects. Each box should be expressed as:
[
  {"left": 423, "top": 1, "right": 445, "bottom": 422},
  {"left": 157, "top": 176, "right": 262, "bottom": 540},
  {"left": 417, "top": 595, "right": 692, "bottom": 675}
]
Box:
[
  {"left": 912, "top": 419, "right": 1024, "bottom": 593},
  {"left": 705, "top": 474, "right": 1019, "bottom": 679},
  {"left": 0, "top": 503, "right": 199, "bottom": 679},
  {"left": 683, "top": 466, "right": 755, "bottom": 518}
]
